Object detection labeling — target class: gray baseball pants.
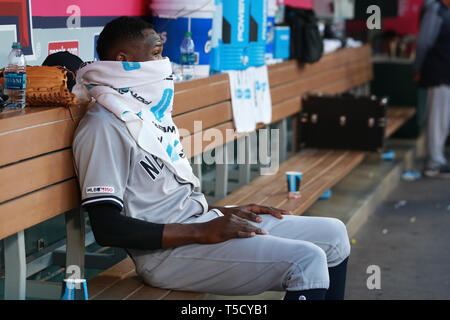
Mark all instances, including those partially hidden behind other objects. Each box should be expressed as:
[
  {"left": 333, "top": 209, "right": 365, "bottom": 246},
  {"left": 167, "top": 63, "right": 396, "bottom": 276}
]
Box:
[
  {"left": 131, "top": 209, "right": 351, "bottom": 296},
  {"left": 426, "top": 84, "right": 450, "bottom": 169}
]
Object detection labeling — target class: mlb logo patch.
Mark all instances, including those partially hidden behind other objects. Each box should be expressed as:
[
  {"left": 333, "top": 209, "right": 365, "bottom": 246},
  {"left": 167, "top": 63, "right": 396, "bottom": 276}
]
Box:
[{"left": 86, "top": 186, "right": 115, "bottom": 194}]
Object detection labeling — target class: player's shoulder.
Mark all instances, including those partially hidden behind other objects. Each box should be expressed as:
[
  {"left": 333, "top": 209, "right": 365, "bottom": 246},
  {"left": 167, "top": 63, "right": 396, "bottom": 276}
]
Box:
[
  {"left": 73, "top": 103, "right": 131, "bottom": 147},
  {"left": 80, "top": 103, "right": 123, "bottom": 128}
]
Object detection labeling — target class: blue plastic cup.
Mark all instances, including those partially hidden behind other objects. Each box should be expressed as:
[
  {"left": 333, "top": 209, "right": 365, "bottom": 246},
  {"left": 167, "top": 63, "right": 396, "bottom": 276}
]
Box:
[
  {"left": 286, "top": 171, "right": 303, "bottom": 199},
  {"left": 61, "top": 279, "right": 88, "bottom": 300}
]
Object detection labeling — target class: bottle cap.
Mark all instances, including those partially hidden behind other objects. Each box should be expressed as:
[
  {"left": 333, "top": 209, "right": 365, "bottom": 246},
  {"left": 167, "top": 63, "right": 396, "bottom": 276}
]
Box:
[
  {"left": 184, "top": 31, "right": 192, "bottom": 37},
  {"left": 12, "top": 42, "right": 22, "bottom": 49}
]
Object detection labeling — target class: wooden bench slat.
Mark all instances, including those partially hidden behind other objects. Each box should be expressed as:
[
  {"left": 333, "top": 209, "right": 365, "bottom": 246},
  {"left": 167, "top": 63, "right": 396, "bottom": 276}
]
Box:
[
  {"left": 270, "top": 57, "right": 371, "bottom": 104},
  {"left": 0, "top": 117, "right": 80, "bottom": 167},
  {"left": 125, "top": 286, "right": 173, "bottom": 300},
  {"left": 0, "top": 179, "right": 80, "bottom": 240},
  {"left": 386, "top": 107, "right": 416, "bottom": 119},
  {"left": 244, "top": 150, "right": 343, "bottom": 206},
  {"left": 173, "top": 77, "right": 231, "bottom": 116},
  {"left": 174, "top": 73, "right": 229, "bottom": 92},
  {"left": 385, "top": 107, "right": 416, "bottom": 138},
  {"left": 312, "top": 68, "right": 372, "bottom": 95},
  {"left": 264, "top": 151, "right": 365, "bottom": 214},
  {"left": 267, "top": 47, "right": 354, "bottom": 86},
  {"left": 162, "top": 290, "right": 207, "bottom": 300},
  {"left": 93, "top": 274, "right": 145, "bottom": 300},
  {"left": 174, "top": 101, "right": 233, "bottom": 137},
  {"left": 99, "top": 257, "right": 136, "bottom": 277},
  {"left": 181, "top": 121, "right": 245, "bottom": 159},
  {"left": 0, "top": 149, "right": 75, "bottom": 203},
  {"left": 270, "top": 61, "right": 371, "bottom": 123},
  {"left": 215, "top": 149, "right": 365, "bottom": 217},
  {"left": 254, "top": 150, "right": 351, "bottom": 208},
  {"left": 268, "top": 46, "right": 370, "bottom": 87},
  {"left": 271, "top": 96, "right": 302, "bottom": 123},
  {"left": 87, "top": 257, "right": 137, "bottom": 299},
  {"left": 213, "top": 149, "right": 332, "bottom": 206},
  {"left": 0, "top": 104, "right": 86, "bottom": 134},
  {"left": 289, "top": 151, "right": 365, "bottom": 214}
]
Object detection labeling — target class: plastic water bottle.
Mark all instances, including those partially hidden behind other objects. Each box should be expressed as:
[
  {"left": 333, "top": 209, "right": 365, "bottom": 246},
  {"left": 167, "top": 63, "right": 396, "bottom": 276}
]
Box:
[
  {"left": 180, "top": 32, "right": 195, "bottom": 80},
  {"left": 4, "top": 42, "right": 27, "bottom": 109},
  {"left": 274, "top": 0, "right": 285, "bottom": 24}
]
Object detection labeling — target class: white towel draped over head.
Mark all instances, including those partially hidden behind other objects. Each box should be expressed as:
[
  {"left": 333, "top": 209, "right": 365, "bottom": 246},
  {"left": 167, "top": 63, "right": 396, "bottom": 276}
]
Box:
[{"left": 73, "top": 58, "right": 200, "bottom": 188}]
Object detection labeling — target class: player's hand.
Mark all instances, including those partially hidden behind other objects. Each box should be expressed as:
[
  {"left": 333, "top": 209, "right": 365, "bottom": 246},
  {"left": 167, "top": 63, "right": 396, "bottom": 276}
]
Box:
[
  {"left": 217, "top": 204, "right": 294, "bottom": 222},
  {"left": 197, "top": 214, "right": 268, "bottom": 244}
]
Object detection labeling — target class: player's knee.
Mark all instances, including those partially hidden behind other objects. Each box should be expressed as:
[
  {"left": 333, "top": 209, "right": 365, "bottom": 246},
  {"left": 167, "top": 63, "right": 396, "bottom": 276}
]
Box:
[
  {"left": 285, "top": 243, "right": 329, "bottom": 290},
  {"left": 328, "top": 218, "right": 351, "bottom": 261}
]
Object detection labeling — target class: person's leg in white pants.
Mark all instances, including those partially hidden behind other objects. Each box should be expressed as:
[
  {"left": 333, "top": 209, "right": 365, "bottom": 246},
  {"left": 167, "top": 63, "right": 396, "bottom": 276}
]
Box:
[
  {"left": 133, "top": 211, "right": 350, "bottom": 298},
  {"left": 425, "top": 85, "right": 450, "bottom": 172}
]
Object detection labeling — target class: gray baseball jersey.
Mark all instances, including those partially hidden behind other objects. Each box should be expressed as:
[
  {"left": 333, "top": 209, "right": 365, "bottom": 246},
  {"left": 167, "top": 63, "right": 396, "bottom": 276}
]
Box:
[{"left": 72, "top": 103, "right": 208, "bottom": 225}]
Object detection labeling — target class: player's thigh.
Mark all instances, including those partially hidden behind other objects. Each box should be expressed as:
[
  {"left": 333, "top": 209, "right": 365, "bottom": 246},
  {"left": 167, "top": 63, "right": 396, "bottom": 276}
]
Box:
[
  {"left": 251, "top": 214, "right": 351, "bottom": 267},
  {"left": 137, "top": 234, "right": 329, "bottom": 295}
]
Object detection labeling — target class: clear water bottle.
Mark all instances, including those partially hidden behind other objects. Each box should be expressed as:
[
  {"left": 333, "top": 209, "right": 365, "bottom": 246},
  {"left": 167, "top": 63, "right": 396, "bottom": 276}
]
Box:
[
  {"left": 274, "top": 0, "right": 285, "bottom": 25},
  {"left": 4, "top": 42, "right": 27, "bottom": 109},
  {"left": 180, "top": 32, "right": 195, "bottom": 80}
]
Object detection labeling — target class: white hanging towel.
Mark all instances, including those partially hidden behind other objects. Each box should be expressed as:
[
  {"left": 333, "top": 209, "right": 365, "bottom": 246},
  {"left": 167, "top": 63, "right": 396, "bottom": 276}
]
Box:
[
  {"left": 227, "top": 69, "right": 257, "bottom": 133},
  {"left": 227, "top": 65, "right": 272, "bottom": 133},
  {"left": 250, "top": 65, "right": 272, "bottom": 125}
]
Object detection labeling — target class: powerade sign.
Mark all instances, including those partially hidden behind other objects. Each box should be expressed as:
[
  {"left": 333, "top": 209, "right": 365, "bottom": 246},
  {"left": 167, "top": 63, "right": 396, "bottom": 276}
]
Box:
[
  {"left": 262, "top": 0, "right": 267, "bottom": 41},
  {"left": 222, "top": 0, "right": 250, "bottom": 45},
  {"left": 210, "top": 0, "right": 251, "bottom": 71},
  {"left": 237, "top": 0, "right": 246, "bottom": 42}
]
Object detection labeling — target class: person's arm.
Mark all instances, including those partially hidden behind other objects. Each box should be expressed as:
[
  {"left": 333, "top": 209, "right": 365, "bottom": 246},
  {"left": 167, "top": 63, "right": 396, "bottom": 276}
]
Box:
[
  {"left": 87, "top": 203, "right": 268, "bottom": 250},
  {"left": 414, "top": 2, "right": 443, "bottom": 74},
  {"left": 86, "top": 203, "right": 165, "bottom": 250}
]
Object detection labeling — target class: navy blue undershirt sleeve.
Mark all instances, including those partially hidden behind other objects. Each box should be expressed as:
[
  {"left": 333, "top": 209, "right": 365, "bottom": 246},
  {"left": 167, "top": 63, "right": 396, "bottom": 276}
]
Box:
[{"left": 86, "top": 202, "right": 164, "bottom": 251}]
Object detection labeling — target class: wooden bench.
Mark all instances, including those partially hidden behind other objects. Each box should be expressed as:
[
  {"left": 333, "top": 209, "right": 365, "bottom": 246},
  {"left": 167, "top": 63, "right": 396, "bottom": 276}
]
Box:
[{"left": 0, "top": 44, "right": 415, "bottom": 300}]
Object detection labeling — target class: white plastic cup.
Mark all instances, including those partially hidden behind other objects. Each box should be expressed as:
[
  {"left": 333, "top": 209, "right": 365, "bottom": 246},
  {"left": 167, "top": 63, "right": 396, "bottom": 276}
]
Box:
[
  {"left": 61, "top": 278, "right": 88, "bottom": 300},
  {"left": 286, "top": 171, "right": 303, "bottom": 199}
]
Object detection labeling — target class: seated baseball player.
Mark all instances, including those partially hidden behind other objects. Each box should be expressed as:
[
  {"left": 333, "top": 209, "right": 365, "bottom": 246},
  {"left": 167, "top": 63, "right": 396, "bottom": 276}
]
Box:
[{"left": 72, "top": 16, "right": 351, "bottom": 300}]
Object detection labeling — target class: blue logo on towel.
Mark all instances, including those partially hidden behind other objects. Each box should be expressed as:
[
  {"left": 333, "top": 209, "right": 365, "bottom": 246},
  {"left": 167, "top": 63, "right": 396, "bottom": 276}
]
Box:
[
  {"left": 255, "top": 81, "right": 267, "bottom": 92},
  {"left": 151, "top": 89, "right": 173, "bottom": 122},
  {"left": 166, "top": 142, "right": 180, "bottom": 162},
  {"left": 236, "top": 88, "right": 251, "bottom": 99},
  {"left": 244, "top": 88, "right": 251, "bottom": 99},
  {"left": 122, "top": 62, "right": 141, "bottom": 71}
]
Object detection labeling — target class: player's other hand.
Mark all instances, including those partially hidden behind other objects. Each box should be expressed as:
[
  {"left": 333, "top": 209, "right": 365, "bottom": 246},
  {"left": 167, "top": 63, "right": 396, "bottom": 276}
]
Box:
[
  {"left": 197, "top": 214, "right": 268, "bottom": 244},
  {"left": 219, "top": 204, "right": 294, "bottom": 222}
]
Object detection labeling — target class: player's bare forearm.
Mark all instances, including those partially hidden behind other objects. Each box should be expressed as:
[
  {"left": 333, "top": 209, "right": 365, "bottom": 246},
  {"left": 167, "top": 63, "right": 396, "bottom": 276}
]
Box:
[{"left": 161, "top": 223, "right": 203, "bottom": 248}]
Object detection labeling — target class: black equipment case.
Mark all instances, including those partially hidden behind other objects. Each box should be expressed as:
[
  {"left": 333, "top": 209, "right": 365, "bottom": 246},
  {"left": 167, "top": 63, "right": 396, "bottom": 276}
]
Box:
[{"left": 299, "top": 94, "right": 388, "bottom": 152}]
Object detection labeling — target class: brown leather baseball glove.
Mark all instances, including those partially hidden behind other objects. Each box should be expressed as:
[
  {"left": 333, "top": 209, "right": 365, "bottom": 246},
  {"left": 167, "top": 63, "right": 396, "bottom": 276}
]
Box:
[{"left": 0, "top": 65, "right": 78, "bottom": 107}]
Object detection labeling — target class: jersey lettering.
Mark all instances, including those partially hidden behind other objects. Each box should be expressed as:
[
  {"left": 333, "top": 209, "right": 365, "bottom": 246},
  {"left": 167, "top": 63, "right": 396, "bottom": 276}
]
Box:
[{"left": 140, "top": 155, "right": 165, "bottom": 180}]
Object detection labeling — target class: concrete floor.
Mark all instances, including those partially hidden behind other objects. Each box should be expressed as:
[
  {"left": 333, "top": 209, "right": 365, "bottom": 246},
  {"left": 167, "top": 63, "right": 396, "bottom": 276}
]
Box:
[{"left": 345, "top": 155, "right": 450, "bottom": 300}]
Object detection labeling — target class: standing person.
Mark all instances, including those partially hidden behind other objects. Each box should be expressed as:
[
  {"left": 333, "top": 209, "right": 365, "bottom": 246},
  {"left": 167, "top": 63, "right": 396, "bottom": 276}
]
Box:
[
  {"left": 72, "top": 16, "right": 350, "bottom": 300},
  {"left": 414, "top": 0, "right": 450, "bottom": 178}
]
